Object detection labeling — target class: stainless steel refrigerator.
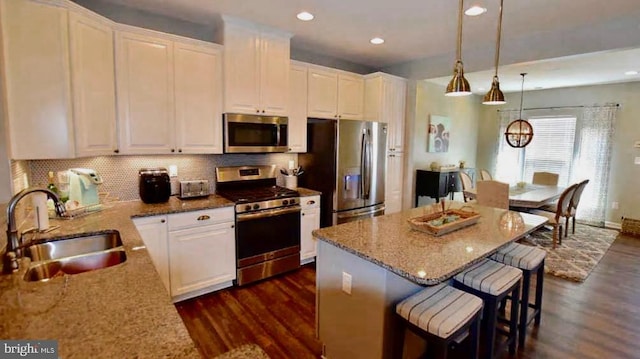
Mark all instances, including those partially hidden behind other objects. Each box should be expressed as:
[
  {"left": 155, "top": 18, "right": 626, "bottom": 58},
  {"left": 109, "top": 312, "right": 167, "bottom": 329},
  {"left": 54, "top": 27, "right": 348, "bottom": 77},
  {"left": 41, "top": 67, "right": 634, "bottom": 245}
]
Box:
[{"left": 298, "top": 118, "right": 387, "bottom": 227}]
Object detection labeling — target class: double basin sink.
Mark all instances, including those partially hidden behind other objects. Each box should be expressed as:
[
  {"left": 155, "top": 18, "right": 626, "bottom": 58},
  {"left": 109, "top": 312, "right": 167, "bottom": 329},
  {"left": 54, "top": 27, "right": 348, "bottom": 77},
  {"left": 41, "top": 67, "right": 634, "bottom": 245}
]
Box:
[{"left": 23, "top": 230, "right": 127, "bottom": 282}]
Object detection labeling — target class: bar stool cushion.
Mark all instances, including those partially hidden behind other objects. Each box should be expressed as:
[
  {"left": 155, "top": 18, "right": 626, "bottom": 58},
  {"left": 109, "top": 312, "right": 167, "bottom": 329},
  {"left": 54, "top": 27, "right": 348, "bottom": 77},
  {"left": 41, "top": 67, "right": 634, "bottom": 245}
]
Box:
[
  {"left": 491, "top": 242, "right": 547, "bottom": 270},
  {"left": 454, "top": 259, "right": 522, "bottom": 296},
  {"left": 396, "top": 283, "right": 483, "bottom": 339}
]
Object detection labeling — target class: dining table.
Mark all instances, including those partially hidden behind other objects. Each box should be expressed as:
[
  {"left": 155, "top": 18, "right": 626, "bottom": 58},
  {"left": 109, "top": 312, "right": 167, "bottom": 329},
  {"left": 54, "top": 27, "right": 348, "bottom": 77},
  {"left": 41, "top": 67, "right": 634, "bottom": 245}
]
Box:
[{"left": 464, "top": 183, "right": 565, "bottom": 209}]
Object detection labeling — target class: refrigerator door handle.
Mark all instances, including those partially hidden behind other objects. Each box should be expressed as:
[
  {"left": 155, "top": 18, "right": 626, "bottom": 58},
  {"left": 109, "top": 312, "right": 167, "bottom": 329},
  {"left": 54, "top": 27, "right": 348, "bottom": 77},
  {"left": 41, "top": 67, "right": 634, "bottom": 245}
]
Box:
[
  {"left": 360, "top": 130, "right": 367, "bottom": 199},
  {"left": 365, "top": 129, "right": 372, "bottom": 199}
]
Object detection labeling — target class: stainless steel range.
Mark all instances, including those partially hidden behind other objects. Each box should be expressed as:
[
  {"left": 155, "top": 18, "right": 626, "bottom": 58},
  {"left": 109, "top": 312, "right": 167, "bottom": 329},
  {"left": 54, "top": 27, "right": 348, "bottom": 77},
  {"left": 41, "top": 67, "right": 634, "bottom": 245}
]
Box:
[{"left": 216, "top": 165, "right": 301, "bottom": 286}]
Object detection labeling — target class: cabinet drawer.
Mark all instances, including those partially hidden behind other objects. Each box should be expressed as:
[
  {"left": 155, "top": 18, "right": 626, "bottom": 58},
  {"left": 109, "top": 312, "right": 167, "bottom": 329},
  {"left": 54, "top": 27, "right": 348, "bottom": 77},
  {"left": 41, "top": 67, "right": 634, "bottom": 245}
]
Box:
[
  {"left": 301, "top": 195, "right": 320, "bottom": 210},
  {"left": 168, "top": 207, "right": 234, "bottom": 231}
]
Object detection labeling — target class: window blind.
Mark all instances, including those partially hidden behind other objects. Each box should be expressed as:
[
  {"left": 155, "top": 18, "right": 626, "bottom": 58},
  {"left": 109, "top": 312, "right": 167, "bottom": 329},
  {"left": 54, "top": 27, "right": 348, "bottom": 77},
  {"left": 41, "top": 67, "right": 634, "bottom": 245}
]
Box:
[{"left": 522, "top": 117, "right": 576, "bottom": 186}]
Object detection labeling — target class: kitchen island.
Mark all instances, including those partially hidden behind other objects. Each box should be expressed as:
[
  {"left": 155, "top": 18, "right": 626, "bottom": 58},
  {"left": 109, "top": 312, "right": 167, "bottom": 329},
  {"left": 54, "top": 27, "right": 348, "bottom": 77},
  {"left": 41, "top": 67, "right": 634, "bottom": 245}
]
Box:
[
  {"left": 313, "top": 202, "right": 548, "bottom": 359},
  {"left": 0, "top": 196, "right": 234, "bottom": 359}
]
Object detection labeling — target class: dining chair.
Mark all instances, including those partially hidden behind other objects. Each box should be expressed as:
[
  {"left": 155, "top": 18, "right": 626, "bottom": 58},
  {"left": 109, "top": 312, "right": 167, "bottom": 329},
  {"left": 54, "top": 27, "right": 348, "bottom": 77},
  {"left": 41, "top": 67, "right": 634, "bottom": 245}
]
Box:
[
  {"left": 459, "top": 171, "right": 474, "bottom": 202},
  {"left": 532, "top": 172, "right": 559, "bottom": 186},
  {"left": 531, "top": 183, "right": 579, "bottom": 249},
  {"left": 566, "top": 179, "right": 590, "bottom": 236},
  {"left": 476, "top": 180, "right": 509, "bottom": 210},
  {"left": 480, "top": 169, "right": 493, "bottom": 181}
]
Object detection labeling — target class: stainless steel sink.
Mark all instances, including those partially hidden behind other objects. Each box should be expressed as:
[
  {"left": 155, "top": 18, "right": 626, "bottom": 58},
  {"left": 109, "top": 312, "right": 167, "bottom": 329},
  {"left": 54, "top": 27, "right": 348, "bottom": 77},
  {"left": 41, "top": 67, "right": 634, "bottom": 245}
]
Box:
[
  {"left": 25, "top": 231, "right": 123, "bottom": 262},
  {"left": 23, "top": 231, "right": 127, "bottom": 282}
]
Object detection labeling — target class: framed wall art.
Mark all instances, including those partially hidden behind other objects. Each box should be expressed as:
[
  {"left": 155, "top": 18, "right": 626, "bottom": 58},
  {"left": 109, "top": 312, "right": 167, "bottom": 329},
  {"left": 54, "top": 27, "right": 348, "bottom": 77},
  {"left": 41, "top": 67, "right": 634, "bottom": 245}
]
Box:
[{"left": 427, "top": 115, "right": 451, "bottom": 153}]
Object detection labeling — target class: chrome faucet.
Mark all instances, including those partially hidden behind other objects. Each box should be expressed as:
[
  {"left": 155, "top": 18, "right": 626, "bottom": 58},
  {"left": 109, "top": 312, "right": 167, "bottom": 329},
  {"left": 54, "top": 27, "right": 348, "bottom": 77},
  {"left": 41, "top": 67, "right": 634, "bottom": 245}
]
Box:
[{"left": 3, "top": 187, "right": 67, "bottom": 274}]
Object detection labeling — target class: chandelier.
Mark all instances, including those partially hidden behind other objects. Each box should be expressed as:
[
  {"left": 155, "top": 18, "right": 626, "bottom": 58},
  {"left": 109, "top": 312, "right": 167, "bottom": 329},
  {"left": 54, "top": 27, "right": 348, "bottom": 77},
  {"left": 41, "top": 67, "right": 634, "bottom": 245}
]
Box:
[{"left": 504, "top": 73, "right": 533, "bottom": 148}]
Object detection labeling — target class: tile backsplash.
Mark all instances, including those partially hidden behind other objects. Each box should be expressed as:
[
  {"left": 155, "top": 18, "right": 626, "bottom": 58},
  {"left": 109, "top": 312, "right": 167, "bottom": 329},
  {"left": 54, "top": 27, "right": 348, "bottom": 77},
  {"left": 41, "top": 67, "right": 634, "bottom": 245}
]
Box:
[{"left": 26, "top": 153, "right": 298, "bottom": 201}]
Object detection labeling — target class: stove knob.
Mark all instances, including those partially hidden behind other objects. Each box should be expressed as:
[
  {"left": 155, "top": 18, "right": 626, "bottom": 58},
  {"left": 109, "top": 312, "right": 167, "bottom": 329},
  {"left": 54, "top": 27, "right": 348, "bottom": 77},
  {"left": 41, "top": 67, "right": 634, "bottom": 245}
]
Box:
[
  {"left": 282, "top": 200, "right": 289, "bottom": 205},
  {"left": 290, "top": 198, "right": 296, "bottom": 204},
  {"left": 244, "top": 205, "right": 251, "bottom": 212},
  {"left": 253, "top": 204, "right": 260, "bottom": 210}
]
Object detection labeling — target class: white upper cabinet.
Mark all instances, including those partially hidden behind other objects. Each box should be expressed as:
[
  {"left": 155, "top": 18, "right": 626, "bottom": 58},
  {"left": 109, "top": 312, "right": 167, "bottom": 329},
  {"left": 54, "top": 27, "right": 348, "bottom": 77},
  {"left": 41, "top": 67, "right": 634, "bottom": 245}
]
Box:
[
  {"left": 0, "top": 0, "right": 75, "bottom": 159},
  {"left": 116, "top": 25, "right": 223, "bottom": 155},
  {"left": 174, "top": 42, "right": 223, "bottom": 154},
  {"left": 69, "top": 10, "right": 118, "bottom": 157},
  {"left": 364, "top": 73, "right": 407, "bottom": 151},
  {"left": 288, "top": 61, "right": 308, "bottom": 153},
  {"left": 307, "top": 67, "right": 338, "bottom": 119},
  {"left": 308, "top": 65, "right": 364, "bottom": 120},
  {"left": 116, "top": 29, "right": 175, "bottom": 154},
  {"left": 222, "top": 17, "right": 291, "bottom": 116},
  {"left": 337, "top": 73, "right": 365, "bottom": 120}
]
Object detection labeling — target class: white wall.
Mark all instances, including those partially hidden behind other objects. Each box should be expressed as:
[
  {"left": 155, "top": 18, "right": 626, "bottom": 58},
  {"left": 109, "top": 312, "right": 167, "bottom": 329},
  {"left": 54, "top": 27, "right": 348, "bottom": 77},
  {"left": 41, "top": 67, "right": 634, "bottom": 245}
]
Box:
[
  {"left": 476, "top": 81, "right": 640, "bottom": 223},
  {"left": 404, "top": 81, "right": 481, "bottom": 208}
]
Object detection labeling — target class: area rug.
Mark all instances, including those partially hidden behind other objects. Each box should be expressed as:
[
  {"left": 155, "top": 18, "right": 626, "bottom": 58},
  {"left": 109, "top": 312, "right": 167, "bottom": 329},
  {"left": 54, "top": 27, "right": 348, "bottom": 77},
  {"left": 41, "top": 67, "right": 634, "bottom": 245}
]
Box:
[
  {"left": 214, "top": 344, "right": 270, "bottom": 359},
  {"left": 519, "top": 223, "right": 618, "bottom": 282}
]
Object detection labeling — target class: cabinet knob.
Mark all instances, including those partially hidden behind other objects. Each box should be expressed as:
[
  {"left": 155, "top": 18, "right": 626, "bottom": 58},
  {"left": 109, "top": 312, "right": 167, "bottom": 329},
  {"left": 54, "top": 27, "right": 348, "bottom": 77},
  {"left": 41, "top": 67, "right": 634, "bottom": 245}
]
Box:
[
  {"left": 160, "top": 219, "right": 166, "bottom": 223},
  {"left": 288, "top": 148, "right": 292, "bottom": 151},
  {"left": 231, "top": 224, "right": 235, "bottom": 228},
  {"left": 307, "top": 200, "right": 315, "bottom": 205},
  {"left": 113, "top": 149, "right": 120, "bottom": 154},
  {"left": 178, "top": 149, "right": 182, "bottom": 153},
  {"left": 171, "top": 149, "right": 175, "bottom": 153},
  {"left": 261, "top": 110, "right": 265, "bottom": 113},
  {"left": 302, "top": 213, "right": 305, "bottom": 216},
  {"left": 256, "top": 109, "right": 260, "bottom": 113}
]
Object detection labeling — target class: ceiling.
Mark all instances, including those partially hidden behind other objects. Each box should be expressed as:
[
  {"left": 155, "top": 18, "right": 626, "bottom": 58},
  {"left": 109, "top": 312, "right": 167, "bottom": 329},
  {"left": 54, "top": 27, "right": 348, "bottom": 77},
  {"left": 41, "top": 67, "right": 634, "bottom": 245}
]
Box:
[{"left": 96, "top": 0, "right": 640, "bottom": 90}]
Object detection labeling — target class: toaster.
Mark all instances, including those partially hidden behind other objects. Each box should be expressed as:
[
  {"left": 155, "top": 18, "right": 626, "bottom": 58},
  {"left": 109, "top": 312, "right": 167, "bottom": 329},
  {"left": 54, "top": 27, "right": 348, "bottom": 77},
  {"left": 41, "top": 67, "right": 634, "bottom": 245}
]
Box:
[
  {"left": 139, "top": 168, "right": 171, "bottom": 204},
  {"left": 179, "top": 180, "right": 210, "bottom": 199}
]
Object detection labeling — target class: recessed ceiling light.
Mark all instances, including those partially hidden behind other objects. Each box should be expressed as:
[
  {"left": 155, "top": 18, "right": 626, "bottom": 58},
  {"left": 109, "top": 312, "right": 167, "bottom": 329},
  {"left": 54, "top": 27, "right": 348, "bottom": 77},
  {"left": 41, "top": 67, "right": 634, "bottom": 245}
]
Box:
[
  {"left": 465, "top": 5, "right": 487, "bottom": 16},
  {"left": 624, "top": 70, "right": 638, "bottom": 75},
  {"left": 370, "top": 37, "right": 385, "bottom": 45},
  {"left": 296, "top": 11, "right": 314, "bottom": 21}
]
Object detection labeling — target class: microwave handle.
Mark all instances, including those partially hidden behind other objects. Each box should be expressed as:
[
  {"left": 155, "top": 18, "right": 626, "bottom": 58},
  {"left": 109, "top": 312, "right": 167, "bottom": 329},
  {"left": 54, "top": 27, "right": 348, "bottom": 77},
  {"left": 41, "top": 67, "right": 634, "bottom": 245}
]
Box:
[{"left": 276, "top": 124, "right": 281, "bottom": 146}]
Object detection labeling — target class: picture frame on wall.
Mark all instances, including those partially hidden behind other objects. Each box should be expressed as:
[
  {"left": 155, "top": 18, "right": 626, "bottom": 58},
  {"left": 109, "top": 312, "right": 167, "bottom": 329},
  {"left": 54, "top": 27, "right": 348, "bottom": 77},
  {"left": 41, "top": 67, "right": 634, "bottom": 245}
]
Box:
[{"left": 427, "top": 115, "right": 451, "bottom": 153}]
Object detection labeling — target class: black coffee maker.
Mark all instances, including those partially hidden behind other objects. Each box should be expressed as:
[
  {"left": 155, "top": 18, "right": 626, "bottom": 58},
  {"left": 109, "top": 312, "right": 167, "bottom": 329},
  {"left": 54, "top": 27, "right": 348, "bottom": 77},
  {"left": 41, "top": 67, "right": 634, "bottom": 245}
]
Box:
[{"left": 139, "top": 168, "right": 171, "bottom": 204}]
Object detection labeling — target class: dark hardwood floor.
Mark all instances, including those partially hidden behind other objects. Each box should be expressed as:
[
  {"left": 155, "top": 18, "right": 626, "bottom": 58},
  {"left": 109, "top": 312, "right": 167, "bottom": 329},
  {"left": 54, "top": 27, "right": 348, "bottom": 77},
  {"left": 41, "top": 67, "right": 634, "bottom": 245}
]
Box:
[{"left": 176, "top": 234, "right": 640, "bottom": 359}]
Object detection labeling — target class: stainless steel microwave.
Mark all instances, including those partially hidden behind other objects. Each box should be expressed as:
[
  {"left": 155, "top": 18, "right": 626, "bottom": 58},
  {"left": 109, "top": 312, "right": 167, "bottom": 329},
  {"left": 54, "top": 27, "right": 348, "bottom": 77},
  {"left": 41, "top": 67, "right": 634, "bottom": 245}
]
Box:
[{"left": 223, "top": 113, "right": 288, "bottom": 153}]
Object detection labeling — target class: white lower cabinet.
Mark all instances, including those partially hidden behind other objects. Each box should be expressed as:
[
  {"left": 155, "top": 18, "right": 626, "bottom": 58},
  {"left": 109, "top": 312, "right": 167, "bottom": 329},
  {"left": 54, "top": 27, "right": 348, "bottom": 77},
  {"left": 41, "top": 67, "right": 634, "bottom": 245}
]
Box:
[
  {"left": 132, "top": 215, "right": 170, "bottom": 293},
  {"left": 385, "top": 152, "right": 404, "bottom": 214},
  {"left": 301, "top": 195, "right": 321, "bottom": 264},
  {"left": 133, "top": 207, "right": 236, "bottom": 302},
  {"left": 168, "top": 221, "right": 235, "bottom": 298}
]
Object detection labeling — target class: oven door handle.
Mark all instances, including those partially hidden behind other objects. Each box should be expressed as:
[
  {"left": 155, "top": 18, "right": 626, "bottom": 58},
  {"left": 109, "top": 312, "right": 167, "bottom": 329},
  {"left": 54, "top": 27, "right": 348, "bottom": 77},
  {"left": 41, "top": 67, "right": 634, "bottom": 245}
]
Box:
[{"left": 236, "top": 205, "right": 301, "bottom": 222}]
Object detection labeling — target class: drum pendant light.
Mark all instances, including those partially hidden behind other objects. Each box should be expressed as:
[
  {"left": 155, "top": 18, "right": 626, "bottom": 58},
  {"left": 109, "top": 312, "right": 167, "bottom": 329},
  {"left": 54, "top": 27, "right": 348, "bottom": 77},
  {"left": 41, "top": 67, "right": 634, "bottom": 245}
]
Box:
[
  {"left": 445, "top": 0, "right": 472, "bottom": 96},
  {"left": 483, "top": 0, "right": 506, "bottom": 105},
  {"left": 505, "top": 73, "right": 534, "bottom": 148}
]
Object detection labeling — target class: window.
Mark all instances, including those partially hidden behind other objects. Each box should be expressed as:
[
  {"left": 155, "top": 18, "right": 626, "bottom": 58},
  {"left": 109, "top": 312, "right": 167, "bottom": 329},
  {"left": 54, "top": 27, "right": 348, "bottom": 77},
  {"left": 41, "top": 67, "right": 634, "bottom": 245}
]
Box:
[
  {"left": 496, "top": 115, "right": 577, "bottom": 186},
  {"left": 522, "top": 117, "right": 576, "bottom": 186}
]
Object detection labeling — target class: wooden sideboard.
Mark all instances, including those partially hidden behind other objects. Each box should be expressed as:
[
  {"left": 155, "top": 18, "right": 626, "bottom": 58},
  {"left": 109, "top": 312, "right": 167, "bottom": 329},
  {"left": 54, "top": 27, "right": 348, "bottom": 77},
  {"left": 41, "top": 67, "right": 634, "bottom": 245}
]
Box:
[{"left": 415, "top": 168, "right": 475, "bottom": 206}]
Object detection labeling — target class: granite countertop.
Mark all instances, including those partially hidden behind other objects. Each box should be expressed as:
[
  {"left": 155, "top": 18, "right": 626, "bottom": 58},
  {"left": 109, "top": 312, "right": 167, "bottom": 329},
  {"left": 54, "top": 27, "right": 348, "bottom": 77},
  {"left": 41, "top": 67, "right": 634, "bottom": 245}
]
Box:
[
  {"left": 295, "top": 187, "right": 322, "bottom": 197},
  {"left": 313, "top": 202, "right": 548, "bottom": 285},
  {"left": 0, "top": 195, "right": 234, "bottom": 359}
]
